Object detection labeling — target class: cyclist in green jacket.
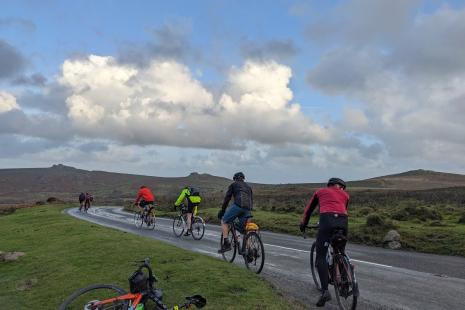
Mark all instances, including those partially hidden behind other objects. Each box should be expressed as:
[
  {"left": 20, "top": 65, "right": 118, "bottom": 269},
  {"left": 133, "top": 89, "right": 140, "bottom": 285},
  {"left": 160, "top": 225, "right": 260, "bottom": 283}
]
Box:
[{"left": 174, "top": 187, "right": 202, "bottom": 236}]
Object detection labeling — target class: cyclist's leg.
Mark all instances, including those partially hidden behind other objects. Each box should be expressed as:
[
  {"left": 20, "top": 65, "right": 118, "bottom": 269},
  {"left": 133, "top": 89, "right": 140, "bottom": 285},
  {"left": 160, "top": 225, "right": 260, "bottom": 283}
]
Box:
[
  {"left": 186, "top": 203, "right": 194, "bottom": 230},
  {"left": 316, "top": 214, "right": 332, "bottom": 292},
  {"left": 219, "top": 204, "right": 241, "bottom": 252}
]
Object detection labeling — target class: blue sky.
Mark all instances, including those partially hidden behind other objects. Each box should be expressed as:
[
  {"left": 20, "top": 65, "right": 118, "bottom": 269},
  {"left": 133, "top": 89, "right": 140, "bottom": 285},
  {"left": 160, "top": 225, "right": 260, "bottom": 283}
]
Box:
[{"left": 1, "top": 0, "right": 465, "bottom": 183}]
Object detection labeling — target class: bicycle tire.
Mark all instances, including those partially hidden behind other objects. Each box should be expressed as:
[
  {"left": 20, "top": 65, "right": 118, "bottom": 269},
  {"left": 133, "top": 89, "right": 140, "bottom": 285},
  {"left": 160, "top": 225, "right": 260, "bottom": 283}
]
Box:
[
  {"left": 147, "top": 210, "right": 156, "bottom": 230},
  {"left": 243, "top": 231, "right": 265, "bottom": 274},
  {"left": 172, "top": 215, "right": 185, "bottom": 237},
  {"left": 58, "top": 283, "right": 128, "bottom": 310},
  {"left": 310, "top": 241, "right": 322, "bottom": 291},
  {"left": 134, "top": 211, "right": 143, "bottom": 228},
  {"left": 220, "top": 230, "right": 237, "bottom": 263},
  {"left": 333, "top": 255, "right": 358, "bottom": 310},
  {"left": 191, "top": 216, "right": 205, "bottom": 240}
]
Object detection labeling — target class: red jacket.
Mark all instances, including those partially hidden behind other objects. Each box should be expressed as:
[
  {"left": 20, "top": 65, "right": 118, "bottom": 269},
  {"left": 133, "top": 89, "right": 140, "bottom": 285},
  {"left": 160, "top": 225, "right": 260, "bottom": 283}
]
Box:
[
  {"left": 301, "top": 187, "right": 349, "bottom": 225},
  {"left": 135, "top": 187, "right": 155, "bottom": 203}
]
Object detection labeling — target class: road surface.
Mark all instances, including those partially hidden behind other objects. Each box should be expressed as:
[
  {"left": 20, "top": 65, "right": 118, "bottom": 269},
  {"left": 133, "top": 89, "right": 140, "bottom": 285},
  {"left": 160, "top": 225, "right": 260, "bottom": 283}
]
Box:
[{"left": 67, "top": 207, "right": 465, "bottom": 309}]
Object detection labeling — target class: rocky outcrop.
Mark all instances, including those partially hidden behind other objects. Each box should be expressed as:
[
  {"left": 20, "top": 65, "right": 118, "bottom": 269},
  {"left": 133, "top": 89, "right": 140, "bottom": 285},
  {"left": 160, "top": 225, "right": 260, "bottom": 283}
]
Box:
[{"left": 383, "top": 230, "right": 401, "bottom": 250}]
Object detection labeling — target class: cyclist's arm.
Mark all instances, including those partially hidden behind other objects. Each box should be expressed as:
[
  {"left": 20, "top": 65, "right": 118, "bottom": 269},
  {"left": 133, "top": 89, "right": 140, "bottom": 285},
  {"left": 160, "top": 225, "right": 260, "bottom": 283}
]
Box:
[
  {"left": 174, "top": 188, "right": 188, "bottom": 207},
  {"left": 135, "top": 190, "right": 143, "bottom": 204},
  {"left": 301, "top": 192, "right": 319, "bottom": 226},
  {"left": 221, "top": 184, "right": 233, "bottom": 211}
]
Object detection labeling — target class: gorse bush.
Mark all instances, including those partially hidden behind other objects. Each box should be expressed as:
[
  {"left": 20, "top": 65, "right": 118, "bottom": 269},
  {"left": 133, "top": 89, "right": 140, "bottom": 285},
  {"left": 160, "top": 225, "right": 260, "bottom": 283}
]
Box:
[
  {"left": 458, "top": 213, "right": 465, "bottom": 224},
  {"left": 366, "top": 213, "right": 385, "bottom": 227}
]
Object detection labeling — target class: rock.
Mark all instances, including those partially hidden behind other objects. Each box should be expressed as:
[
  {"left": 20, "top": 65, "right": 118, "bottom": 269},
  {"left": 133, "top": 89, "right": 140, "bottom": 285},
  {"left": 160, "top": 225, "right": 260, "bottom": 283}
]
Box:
[
  {"left": 386, "top": 241, "right": 402, "bottom": 250},
  {"left": 0, "top": 251, "right": 25, "bottom": 262},
  {"left": 383, "top": 230, "right": 400, "bottom": 243}
]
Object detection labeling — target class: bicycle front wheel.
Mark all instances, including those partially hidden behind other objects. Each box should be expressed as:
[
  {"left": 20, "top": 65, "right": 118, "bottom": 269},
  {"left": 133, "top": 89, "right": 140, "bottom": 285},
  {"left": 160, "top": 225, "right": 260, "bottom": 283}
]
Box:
[
  {"left": 310, "top": 242, "right": 322, "bottom": 291},
  {"left": 333, "top": 255, "right": 358, "bottom": 310},
  {"left": 58, "top": 284, "right": 128, "bottom": 310},
  {"left": 244, "top": 231, "right": 265, "bottom": 274},
  {"left": 172, "top": 215, "right": 185, "bottom": 237},
  {"left": 221, "top": 229, "right": 237, "bottom": 263},
  {"left": 134, "top": 211, "right": 143, "bottom": 228},
  {"left": 191, "top": 216, "right": 205, "bottom": 240}
]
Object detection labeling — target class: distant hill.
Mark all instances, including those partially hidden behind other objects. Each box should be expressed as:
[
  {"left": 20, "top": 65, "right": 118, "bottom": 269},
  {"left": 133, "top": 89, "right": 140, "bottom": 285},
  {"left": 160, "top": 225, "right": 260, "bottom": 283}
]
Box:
[
  {"left": 1, "top": 165, "right": 465, "bottom": 203},
  {"left": 350, "top": 169, "right": 465, "bottom": 190},
  {"left": 0, "top": 164, "right": 230, "bottom": 203}
]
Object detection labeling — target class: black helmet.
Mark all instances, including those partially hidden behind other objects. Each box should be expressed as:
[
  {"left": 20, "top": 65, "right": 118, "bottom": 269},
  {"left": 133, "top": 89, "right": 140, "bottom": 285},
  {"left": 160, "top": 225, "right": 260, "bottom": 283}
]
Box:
[
  {"left": 327, "top": 177, "right": 346, "bottom": 189},
  {"left": 233, "top": 172, "right": 245, "bottom": 181}
]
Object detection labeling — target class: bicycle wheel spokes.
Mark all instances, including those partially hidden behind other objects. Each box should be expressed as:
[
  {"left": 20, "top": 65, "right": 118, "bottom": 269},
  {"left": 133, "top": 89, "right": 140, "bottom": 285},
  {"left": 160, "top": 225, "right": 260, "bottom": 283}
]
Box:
[
  {"left": 134, "top": 211, "right": 143, "bottom": 228},
  {"left": 244, "top": 231, "right": 265, "bottom": 274},
  {"left": 221, "top": 230, "right": 237, "bottom": 263},
  {"left": 59, "top": 284, "right": 128, "bottom": 310},
  {"left": 191, "top": 217, "right": 205, "bottom": 240},
  {"left": 172, "top": 215, "right": 185, "bottom": 237},
  {"left": 333, "top": 255, "right": 358, "bottom": 310}
]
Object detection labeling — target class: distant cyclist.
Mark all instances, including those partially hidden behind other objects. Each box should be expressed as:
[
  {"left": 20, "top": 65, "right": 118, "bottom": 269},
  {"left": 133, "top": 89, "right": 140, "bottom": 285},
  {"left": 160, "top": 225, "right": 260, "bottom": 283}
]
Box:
[
  {"left": 300, "top": 178, "right": 349, "bottom": 307},
  {"left": 78, "top": 192, "right": 85, "bottom": 212},
  {"left": 174, "top": 186, "right": 202, "bottom": 236},
  {"left": 84, "top": 192, "right": 93, "bottom": 211},
  {"left": 217, "top": 172, "right": 253, "bottom": 253},
  {"left": 134, "top": 185, "right": 155, "bottom": 212}
]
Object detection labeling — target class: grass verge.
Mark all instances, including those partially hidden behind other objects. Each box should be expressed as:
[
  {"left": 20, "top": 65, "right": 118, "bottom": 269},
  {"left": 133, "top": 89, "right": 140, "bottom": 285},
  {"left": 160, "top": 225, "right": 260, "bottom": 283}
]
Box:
[{"left": 0, "top": 204, "right": 296, "bottom": 309}]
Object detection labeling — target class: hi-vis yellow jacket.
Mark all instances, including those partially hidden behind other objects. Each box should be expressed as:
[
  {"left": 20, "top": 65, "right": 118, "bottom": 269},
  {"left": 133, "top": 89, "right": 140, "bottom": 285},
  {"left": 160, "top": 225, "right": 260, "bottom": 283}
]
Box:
[{"left": 174, "top": 187, "right": 201, "bottom": 207}]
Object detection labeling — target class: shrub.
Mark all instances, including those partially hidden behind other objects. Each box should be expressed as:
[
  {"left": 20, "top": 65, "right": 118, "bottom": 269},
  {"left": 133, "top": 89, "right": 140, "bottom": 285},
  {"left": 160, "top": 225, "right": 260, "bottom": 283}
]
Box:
[
  {"left": 458, "top": 213, "right": 465, "bottom": 224},
  {"left": 366, "top": 213, "right": 385, "bottom": 226}
]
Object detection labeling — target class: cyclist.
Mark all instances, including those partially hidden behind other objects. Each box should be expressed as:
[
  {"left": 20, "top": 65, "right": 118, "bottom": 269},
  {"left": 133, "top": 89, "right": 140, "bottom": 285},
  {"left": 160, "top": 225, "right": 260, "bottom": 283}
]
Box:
[
  {"left": 134, "top": 185, "right": 155, "bottom": 212},
  {"left": 174, "top": 186, "right": 202, "bottom": 236},
  {"left": 217, "top": 172, "right": 253, "bottom": 253},
  {"left": 299, "top": 177, "right": 349, "bottom": 307},
  {"left": 84, "top": 192, "right": 93, "bottom": 211},
  {"left": 78, "top": 192, "right": 85, "bottom": 211}
]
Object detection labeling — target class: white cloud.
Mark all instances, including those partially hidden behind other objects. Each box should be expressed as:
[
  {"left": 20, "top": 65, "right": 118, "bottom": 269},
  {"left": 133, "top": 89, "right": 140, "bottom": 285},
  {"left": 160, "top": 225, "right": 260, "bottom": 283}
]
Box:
[
  {"left": 0, "top": 91, "right": 20, "bottom": 113},
  {"left": 60, "top": 55, "right": 330, "bottom": 149}
]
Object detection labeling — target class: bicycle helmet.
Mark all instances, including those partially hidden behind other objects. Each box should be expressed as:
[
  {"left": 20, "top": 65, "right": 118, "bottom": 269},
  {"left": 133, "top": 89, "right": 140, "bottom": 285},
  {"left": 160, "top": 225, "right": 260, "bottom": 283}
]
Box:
[
  {"left": 327, "top": 177, "right": 346, "bottom": 189},
  {"left": 233, "top": 172, "right": 245, "bottom": 181}
]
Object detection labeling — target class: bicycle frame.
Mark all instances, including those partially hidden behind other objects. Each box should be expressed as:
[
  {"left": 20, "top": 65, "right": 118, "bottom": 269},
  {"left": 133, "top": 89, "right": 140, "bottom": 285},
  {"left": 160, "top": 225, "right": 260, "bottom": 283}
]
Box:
[{"left": 87, "top": 292, "right": 143, "bottom": 309}]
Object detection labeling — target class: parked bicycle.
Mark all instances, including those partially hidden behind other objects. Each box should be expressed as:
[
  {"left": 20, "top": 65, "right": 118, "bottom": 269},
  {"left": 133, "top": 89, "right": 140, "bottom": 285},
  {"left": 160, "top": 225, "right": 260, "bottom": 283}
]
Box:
[
  {"left": 172, "top": 204, "right": 205, "bottom": 240},
  {"left": 220, "top": 217, "right": 265, "bottom": 274},
  {"left": 303, "top": 224, "right": 359, "bottom": 310},
  {"left": 134, "top": 204, "right": 156, "bottom": 230},
  {"left": 58, "top": 258, "right": 206, "bottom": 310}
]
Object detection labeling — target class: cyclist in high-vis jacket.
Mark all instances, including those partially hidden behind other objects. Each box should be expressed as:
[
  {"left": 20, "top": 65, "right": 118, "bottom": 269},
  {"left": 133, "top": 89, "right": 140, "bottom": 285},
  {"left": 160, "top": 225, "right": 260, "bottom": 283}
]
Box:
[
  {"left": 218, "top": 172, "right": 253, "bottom": 253},
  {"left": 300, "top": 178, "right": 349, "bottom": 307},
  {"left": 174, "top": 187, "right": 202, "bottom": 236}
]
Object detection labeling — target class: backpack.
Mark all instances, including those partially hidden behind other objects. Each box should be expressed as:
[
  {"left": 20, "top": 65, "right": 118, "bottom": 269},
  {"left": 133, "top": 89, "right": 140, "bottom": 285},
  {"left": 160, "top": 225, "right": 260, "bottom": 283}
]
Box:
[
  {"left": 79, "top": 193, "right": 85, "bottom": 201},
  {"left": 189, "top": 187, "right": 200, "bottom": 197}
]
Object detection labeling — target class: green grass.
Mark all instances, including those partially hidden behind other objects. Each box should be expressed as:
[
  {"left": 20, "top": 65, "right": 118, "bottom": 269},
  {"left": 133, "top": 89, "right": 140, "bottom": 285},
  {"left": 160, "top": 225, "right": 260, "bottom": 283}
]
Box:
[{"left": 0, "top": 204, "right": 297, "bottom": 309}]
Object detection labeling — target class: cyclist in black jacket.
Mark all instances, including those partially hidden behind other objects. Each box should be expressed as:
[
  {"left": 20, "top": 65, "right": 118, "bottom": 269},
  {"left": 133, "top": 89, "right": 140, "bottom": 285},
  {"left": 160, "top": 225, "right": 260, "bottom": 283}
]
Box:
[{"left": 217, "top": 172, "right": 253, "bottom": 253}]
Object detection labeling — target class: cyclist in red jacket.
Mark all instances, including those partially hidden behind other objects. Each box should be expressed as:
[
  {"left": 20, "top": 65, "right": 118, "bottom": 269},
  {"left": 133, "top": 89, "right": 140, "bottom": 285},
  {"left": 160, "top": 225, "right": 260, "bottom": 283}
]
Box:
[
  {"left": 300, "top": 178, "right": 349, "bottom": 307},
  {"left": 134, "top": 186, "right": 155, "bottom": 211}
]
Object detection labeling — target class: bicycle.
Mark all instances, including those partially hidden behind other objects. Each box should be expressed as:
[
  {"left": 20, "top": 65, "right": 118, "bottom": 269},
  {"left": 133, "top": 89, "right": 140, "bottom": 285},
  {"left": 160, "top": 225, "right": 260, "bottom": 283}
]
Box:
[
  {"left": 303, "top": 224, "right": 359, "bottom": 310},
  {"left": 134, "top": 204, "right": 156, "bottom": 230},
  {"left": 58, "top": 258, "right": 206, "bottom": 310},
  {"left": 220, "top": 217, "right": 265, "bottom": 274},
  {"left": 172, "top": 204, "right": 205, "bottom": 240}
]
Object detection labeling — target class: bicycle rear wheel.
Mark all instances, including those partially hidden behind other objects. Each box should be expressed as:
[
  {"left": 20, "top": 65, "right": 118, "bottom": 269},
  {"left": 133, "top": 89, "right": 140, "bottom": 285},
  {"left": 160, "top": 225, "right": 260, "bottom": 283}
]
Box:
[
  {"left": 310, "top": 242, "right": 322, "bottom": 291},
  {"left": 333, "top": 255, "right": 358, "bottom": 310},
  {"left": 58, "top": 284, "right": 128, "bottom": 310},
  {"left": 172, "top": 215, "right": 185, "bottom": 237},
  {"left": 244, "top": 231, "right": 265, "bottom": 274},
  {"left": 147, "top": 209, "right": 156, "bottom": 230},
  {"left": 191, "top": 216, "right": 205, "bottom": 240},
  {"left": 134, "top": 211, "right": 143, "bottom": 228},
  {"left": 221, "top": 230, "right": 237, "bottom": 263}
]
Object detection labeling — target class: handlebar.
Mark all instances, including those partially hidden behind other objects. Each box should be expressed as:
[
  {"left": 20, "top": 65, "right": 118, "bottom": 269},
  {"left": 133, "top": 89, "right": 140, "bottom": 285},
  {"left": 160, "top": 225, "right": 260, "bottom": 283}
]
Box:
[
  {"left": 134, "top": 258, "right": 157, "bottom": 287},
  {"left": 302, "top": 224, "right": 319, "bottom": 239}
]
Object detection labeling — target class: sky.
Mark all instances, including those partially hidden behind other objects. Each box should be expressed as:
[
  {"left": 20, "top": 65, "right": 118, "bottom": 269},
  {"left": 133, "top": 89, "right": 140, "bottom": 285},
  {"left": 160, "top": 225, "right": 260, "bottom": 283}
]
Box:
[{"left": 1, "top": 0, "right": 465, "bottom": 183}]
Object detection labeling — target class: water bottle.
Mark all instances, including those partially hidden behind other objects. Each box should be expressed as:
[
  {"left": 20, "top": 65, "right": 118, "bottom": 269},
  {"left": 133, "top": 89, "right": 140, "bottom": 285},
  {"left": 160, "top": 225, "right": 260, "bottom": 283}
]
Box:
[{"left": 135, "top": 304, "right": 144, "bottom": 310}]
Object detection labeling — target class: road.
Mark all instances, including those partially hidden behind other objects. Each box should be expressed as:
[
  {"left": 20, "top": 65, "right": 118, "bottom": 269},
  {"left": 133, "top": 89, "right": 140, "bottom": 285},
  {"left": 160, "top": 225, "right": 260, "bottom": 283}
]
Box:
[{"left": 67, "top": 207, "right": 465, "bottom": 310}]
